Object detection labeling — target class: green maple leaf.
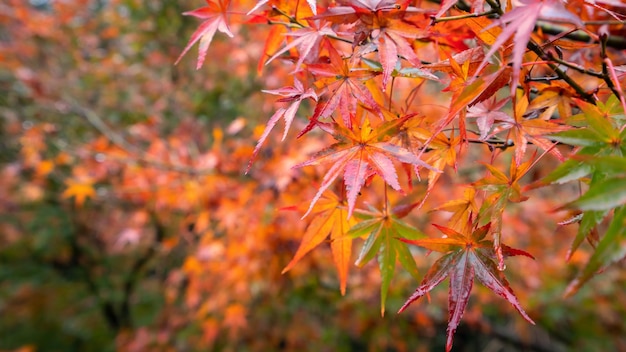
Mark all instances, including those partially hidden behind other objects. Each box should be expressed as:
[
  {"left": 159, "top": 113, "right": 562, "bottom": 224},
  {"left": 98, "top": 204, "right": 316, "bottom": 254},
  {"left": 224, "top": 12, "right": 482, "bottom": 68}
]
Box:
[
  {"left": 347, "top": 198, "right": 425, "bottom": 315},
  {"left": 543, "top": 98, "right": 626, "bottom": 296}
]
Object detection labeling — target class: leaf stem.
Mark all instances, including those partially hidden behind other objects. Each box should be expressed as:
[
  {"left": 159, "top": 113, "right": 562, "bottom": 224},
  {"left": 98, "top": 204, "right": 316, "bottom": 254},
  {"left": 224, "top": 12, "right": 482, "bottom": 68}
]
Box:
[
  {"left": 267, "top": 19, "right": 304, "bottom": 29},
  {"left": 388, "top": 77, "right": 396, "bottom": 111},
  {"left": 271, "top": 6, "right": 306, "bottom": 28}
]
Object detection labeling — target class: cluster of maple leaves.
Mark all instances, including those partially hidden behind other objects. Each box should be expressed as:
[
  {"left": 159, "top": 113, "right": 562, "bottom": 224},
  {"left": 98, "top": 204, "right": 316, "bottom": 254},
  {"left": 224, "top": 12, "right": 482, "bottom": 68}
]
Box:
[
  {"left": 1, "top": 0, "right": 625, "bottom": 350},
  {"left": 174, "top": 0, "right": 626, "bottom": 350}
]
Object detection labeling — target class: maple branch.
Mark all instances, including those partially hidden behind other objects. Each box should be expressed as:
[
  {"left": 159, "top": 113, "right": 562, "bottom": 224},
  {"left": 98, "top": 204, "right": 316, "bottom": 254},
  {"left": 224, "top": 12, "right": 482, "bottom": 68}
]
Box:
[
  {"left": 539, "top": 55, "right": 604, "bottom": 79},
  {"left": 536, "top": 22, "right": 626, "bottom": 50},
  {"left": 57, "top": 101, "right": 217, "bottom": 175},
  {"left": 119, "top": 212, "right": 165, "bottom": 328},
  {"left": 64, "top": 98, "right": 142, "bottom": 155},
  {"left": 526, "top": 41, "right": 596, "bottom": 103},
  {"left": 524, "top": 75, "right": 562, "bottom": 83},
  {"left": 479, "top": 0, "right": 594, "bottom": 103},
  {"left": 599, "top": 34, "right": 624, "bottom": 101},
  {"left": 327, "top": 34, "right": 355, "bottom": 45},
  {"left": 583, "top": 20, "right": 626, "bottom": 26},
  {"left": 65, "top": 204, "right": 122, "bottom": 332},
  {"left": 431, "top": 9, "right": 498, "bottom": 24}
]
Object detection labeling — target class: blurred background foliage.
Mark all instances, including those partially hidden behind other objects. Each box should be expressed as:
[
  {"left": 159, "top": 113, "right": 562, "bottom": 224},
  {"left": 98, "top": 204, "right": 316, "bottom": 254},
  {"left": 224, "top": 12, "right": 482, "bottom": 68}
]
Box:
[{"left": 0, "top": 1, "right": 624, "bottom": 351}]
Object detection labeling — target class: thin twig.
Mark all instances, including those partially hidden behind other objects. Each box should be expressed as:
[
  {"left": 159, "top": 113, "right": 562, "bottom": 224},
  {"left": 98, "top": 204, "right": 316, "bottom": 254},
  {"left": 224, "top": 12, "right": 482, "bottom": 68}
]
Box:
[
  {"left": 431, "top": 9, "right": 497, "bottom": 24},
  {"left": 527, "top": 41, "right": 596, "bottom": 103},
  {"left": 60, "top": 100, "right": 217, "bottom": 175},
  {"left": 599, "top": 34, "right": 624, "bottom": 101},
  {"left": 536, "top": 22, "right": 626, "bottom": 50}
]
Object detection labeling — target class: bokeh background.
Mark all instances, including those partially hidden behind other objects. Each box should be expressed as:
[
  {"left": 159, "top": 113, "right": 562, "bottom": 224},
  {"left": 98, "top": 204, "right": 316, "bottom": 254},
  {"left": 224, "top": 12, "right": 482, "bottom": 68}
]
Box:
[{"left": 1, "top": 1, "right": 625, "bottom": 351}]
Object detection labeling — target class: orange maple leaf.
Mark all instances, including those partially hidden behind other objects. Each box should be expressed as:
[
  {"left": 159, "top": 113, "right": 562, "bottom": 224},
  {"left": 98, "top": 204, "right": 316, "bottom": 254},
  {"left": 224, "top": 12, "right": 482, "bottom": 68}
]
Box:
[{"left": 62, "top": 179, "right": 96, "bottom": 206}]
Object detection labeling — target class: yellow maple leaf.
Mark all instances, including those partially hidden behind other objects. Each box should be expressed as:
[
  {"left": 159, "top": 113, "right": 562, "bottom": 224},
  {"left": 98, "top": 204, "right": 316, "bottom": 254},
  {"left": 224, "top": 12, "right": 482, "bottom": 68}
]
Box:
[{"left": 62, "top": 179, "right": 96, "bottom": 206}]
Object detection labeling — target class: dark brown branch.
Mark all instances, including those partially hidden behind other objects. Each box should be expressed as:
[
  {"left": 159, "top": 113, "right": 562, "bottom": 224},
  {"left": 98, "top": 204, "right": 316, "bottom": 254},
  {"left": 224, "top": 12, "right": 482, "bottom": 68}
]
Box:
[
  {"left": 481, "top": 0, "right": 595, "bottom": 103},
  {"left": 600, "top": 33, "right": 624, "bottom": 100},
  {"left": 427, "top": 0, "right": 626, "bottom": 50},
  {"left": 526, "top": 41, "right": 596, "bottom": 103},
  {"left": 119, "top": 212, "right": 166, "bottom": 328}
]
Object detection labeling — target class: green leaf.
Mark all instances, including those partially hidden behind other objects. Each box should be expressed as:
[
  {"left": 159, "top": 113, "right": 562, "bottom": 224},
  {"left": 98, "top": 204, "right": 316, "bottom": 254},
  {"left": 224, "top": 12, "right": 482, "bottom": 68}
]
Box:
[
  {"left": 378, "top": 228, "right": 396, "bottom": 316},
  {"left": 570, "top": 176, "right": 626, "bottom": 211},
  {"left": 566, "top": 210, "right": 607, "bottom": 260},
  {"left": 391, "top": 218, "right": 425, "bottom": 240},
  {"left": 355, "top": 227, "right": 382, "bottom": 267},
  {"left": 396, "top": 67, "right": 439, "bottom": 80},
  {"left": 574, "top": 155, "right": 626, "bottom": 175},
  {"left": 549, "top": 129, "right": 603, "bottom": 147},
  {"left": 565, "top": 206, "right": 626, "bottom": 297},
  {"left": 346, "top": 218, "right": 380, "bottom": 238},
  {"left": 361, "top": 57, "right": 382, "bottom": 71},
  {"left": 543, "top": 159, "right": 592, "bottom": 184},
  {"left": 395, "top": 240, "right": 420, "bottom": 281},
  {"left": 578, "top": 99, "right": 620, "bottom": 140}
]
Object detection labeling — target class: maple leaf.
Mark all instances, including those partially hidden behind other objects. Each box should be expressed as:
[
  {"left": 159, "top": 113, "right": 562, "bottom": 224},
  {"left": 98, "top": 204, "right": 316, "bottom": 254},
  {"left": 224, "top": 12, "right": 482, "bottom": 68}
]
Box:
[
  {"left": 312, "top": 1, "right": 429, "bottom": 90},
  {"left": 398, "top": 123, "right": 460, "bottom": 192},
  {"left": 475, "top": 0, "right": 583, "bottom": 96},
  {"left": 432, "top": 187, "right": 478, "bottom": 234},
  {"left": 175, "top": 0, "right": 234, "bottom": 70},
  {"left": 264, "top": 20, "right": 336, "bottom": 72},
  {"left": 62, "top": 178, "right": 96, "bottom": 206},
  {"left": 417, "top": 50, "right": 511, "bottom": 157},
  {"left": 466, "top": 97, "right": 513, "bottom": 140},
  {"left": 256, "top": 25, "right": 288, "bottom": 74},
  {"left": 247, "top": 78, "right": 318, "bottom": 172},
  {"left": 347, "top": 197, "right": 425, "bottom": 315},
  {"left": 423, "top": 47, "right": 484, "bottom": 76},
  {"left": 282, "top": 191, "right": 355, "bottom": 295},
  {"left": 564, "top": 205, "right": 626, "bottom": 298},
  {"left": 372, "top": 24, "right": 426, "bottom": 90},
  {"left": 312, "top": 0, "right": 418, "bottom": 25},
  {"left": 398, "top": 222, "right": 535, "bottom": 352},
  {"left": 295, "top": 114, "right": 438, "bottom": 218},
  {"left": 474, "top": 158, "right": 534, "bottom": 205},
  {"left": 473, "top": 154, "right": 544, "bottom": 269},
  {"left": 247, "top": 0, "right": 317, "bottom": 15},
  {"left": 308, "top": 43, "right": 382, "bottom": 128},
  {"left": 527, "top": 82, "right": 575, "bottom": 120},
  {"left": 541, "top": 98, "right": 626, "bottom": 296},
  {"left": 492, "top": 94, "right": 569, "bottom": 165}
]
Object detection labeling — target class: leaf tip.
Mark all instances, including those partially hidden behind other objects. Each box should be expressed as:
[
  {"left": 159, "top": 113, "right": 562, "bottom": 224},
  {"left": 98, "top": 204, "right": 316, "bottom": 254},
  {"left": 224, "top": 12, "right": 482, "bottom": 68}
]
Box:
[
  {"left": 281, "top": 263, "right": 293, "bottom": 275},
  {"left": 563, "top": 278, "right": 581, "bottom": 298}
]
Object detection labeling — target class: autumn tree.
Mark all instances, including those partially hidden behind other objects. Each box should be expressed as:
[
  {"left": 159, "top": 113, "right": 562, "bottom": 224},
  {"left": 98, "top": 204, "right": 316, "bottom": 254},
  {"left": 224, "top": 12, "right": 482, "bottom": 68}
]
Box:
[{"left": 1, "top": 0, "right": 626, "bottom": 351}]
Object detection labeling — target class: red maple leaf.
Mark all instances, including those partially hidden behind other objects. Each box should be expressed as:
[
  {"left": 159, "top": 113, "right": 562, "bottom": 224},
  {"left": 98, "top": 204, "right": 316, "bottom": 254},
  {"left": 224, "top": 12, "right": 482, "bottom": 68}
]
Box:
[
  {"left": 175, "top": 0, "right": 234, "bottom": 69},
  {"left": 248, "top": 0, "right": 318, "bottom": 15},
  {"left": 312, "top": 0, "right": 429, "bottom": 90},
  {"left": 264, "top": 20, "right": 336, "bottom": 72},
  {"left": 247, "top": 78, "right": 318, "bottom": 173},
  {"left": 475, "top": 0, "right": 582, "bottom": 96},
  {"left": 307, "top": 43, "right": 382, "bottom": 128},
  {"left": 398, "top": 222, "right": 535, "bottom": 352}
]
